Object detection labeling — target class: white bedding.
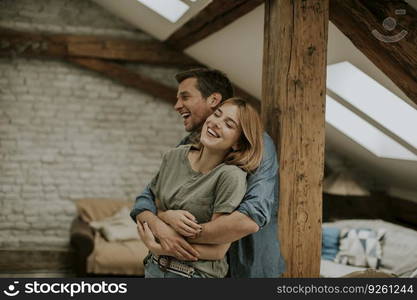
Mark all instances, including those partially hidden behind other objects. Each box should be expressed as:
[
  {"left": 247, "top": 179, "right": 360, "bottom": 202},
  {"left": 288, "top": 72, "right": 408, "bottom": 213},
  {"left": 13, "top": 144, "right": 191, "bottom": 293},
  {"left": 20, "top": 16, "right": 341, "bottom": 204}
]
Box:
[{"left": 320, "top": 259, "right": 365, "bottom": 277}]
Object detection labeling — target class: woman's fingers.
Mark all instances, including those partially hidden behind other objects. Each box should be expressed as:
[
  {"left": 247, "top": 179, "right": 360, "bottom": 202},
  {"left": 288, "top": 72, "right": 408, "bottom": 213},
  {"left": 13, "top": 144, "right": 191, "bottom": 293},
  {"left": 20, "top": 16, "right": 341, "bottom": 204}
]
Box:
[
  {"left": 143, "top": 222, "right": 155, "bottom": 240},
  {"left": 174, "top": 224, "right": 196, "bottom": 237},
  {"left": 182, "top": 217, "right": 202, "bottom": 231},
  {"left": 137, "top": 222, "right": 146, "bottom": 240},
  {"left": 182, "top": 211, "right": 197, "bottom": 222},
  {"left": 138, "top": 222, "right": 156, "bottom": 245},
  {"left": 177, "top": 229, "right": 196, "bottom": 237},
  {"left": 178, "top": 222, "right": 200, "bottom": 236}
]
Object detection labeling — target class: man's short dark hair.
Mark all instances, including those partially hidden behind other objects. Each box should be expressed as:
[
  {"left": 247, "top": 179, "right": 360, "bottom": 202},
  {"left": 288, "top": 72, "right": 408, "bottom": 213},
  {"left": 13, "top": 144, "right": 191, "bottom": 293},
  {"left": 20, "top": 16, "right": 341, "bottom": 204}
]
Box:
[{"left": 175, "top": 68, "right": 234, "bottom": 102}]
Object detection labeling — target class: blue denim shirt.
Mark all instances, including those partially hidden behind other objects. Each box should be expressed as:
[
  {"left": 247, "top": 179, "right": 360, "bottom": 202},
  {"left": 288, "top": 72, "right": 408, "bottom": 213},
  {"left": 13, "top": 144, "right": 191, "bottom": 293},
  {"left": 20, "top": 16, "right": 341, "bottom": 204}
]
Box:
[{"left": 130, "top": 132, "right": 285, "bottom": 278}]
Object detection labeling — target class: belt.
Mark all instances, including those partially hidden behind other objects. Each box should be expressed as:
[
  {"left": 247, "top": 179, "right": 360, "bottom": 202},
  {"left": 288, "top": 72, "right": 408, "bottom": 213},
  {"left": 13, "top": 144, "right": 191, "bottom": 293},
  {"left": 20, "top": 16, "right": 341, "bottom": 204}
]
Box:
[{"left": 152, "top": 255, "right": 195, "bottom": 278}]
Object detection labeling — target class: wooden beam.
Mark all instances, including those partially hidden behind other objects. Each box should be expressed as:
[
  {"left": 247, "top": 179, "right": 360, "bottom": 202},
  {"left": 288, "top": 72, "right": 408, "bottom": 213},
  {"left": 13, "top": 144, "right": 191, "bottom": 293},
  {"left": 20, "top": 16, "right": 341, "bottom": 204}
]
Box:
[
  {"left": 166, "top": 0, "right": 264, "bottom": 50},
  {"left": 68, "top": 58, "right": 176, "bottom": 104},
  {"left": 330, "top": 0, "right": 417, "bottom": 105},
  {"left": 0, "top": 28, "right": 200, "bottom": 66},
  {"left": 0, "top": 29, "right": 261, "bottom": 106},
  {"left": 68, "top": 57, "right": 260, "bottom": 108},
  {"left": 262, "top": 0, "right": 328, "bottom": 277}
]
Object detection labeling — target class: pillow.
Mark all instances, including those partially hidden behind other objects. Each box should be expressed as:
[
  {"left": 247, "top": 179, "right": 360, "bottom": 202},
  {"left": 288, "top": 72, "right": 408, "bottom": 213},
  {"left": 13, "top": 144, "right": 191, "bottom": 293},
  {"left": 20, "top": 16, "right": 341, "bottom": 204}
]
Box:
[
  {"left": 75, "top": 198, "right": 132, "bottom": 222},
  {"left": 90, "top": 207, "right": 140, "bottom": 242},
  {"left": 335, "top": 228, "right": 386, "bottom": 268},
  {"left": 321, "top": 227, "right": 341, "bottom": 261},
  {"left": 323, "top": 219, "right": 417, "bottom": 276}
]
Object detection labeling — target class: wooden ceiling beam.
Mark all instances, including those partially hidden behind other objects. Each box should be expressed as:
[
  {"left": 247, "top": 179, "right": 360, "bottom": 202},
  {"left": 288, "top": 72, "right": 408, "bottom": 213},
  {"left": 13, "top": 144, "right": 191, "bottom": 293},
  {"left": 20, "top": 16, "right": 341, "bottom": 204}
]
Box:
[
  {"left": 0, "top": 27, "right": 262, "bottom": 106},
  {"left": 68, "top": 57, "right": 177, "bottom": 104},
  {"left": 0, "top": 28, "right": 201, "bottom": 66},
  {"left": 166, "top": 0, "right": 264, "bottom": 50},
  {"left": 330, "top": 0, "right": 417, "bottom": 105}
]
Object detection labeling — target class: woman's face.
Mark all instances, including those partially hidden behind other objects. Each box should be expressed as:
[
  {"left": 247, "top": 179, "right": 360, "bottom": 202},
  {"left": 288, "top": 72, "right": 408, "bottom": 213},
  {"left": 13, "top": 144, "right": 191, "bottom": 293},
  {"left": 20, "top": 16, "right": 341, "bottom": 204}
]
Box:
[{"left": 200, "top": 103, "right": 242, "bottom": 152}]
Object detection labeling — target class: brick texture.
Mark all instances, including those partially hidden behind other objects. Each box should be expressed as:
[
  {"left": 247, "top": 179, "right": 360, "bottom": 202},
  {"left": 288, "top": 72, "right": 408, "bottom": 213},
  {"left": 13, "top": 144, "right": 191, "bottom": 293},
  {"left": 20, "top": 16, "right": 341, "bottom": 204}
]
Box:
[{"left": 0, "top": 0, "right": 185, "bottom": 248}]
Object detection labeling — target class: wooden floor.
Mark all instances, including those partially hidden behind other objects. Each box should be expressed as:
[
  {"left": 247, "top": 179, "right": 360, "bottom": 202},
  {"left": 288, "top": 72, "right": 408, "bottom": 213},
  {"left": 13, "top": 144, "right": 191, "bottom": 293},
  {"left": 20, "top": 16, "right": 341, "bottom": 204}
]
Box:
[
  {"left": 0, "top": 270, "right": 75, "bottom": 278},
  {"left": 0, "top": 248, "right": 76, "bottom": 278}
]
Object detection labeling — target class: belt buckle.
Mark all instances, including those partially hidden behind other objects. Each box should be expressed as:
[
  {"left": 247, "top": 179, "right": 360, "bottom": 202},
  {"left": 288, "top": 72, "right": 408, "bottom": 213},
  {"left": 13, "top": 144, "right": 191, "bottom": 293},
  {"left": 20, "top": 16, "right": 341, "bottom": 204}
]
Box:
[{"left": 157, "top": 255, "right": 171, "bottom": 273}]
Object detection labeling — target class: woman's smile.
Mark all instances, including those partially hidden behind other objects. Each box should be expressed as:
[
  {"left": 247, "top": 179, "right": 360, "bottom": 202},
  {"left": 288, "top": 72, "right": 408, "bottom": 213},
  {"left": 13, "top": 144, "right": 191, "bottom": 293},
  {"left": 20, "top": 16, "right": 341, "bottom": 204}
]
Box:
[{"left": 207, "top": 127, "right": 220, "bottom": 138}]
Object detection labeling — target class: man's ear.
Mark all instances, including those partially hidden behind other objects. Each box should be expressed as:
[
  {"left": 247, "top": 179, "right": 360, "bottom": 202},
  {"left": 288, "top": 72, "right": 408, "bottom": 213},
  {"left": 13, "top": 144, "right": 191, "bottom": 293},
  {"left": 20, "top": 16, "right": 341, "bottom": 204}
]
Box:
[{"left": 208, "top": 93, "right": 222, "bottom": 108}]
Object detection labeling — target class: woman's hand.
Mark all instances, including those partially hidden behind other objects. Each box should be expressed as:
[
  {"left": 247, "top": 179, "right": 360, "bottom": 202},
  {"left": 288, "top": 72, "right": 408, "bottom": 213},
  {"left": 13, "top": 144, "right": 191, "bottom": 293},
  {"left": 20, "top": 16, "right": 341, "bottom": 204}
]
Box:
[
  {"left": 137, "top": 221, "right": 164, "bottom": 256},
  {"left": 158, "top": 210, "right": 202, "bottom": 237}
]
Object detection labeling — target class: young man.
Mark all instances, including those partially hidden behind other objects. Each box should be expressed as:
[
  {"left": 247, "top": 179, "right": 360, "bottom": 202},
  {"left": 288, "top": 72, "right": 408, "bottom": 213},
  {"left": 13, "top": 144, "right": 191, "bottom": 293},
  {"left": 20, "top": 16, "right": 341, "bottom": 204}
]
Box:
[{"left": 130, "top": 68, "right": 285, "bottom": 278}]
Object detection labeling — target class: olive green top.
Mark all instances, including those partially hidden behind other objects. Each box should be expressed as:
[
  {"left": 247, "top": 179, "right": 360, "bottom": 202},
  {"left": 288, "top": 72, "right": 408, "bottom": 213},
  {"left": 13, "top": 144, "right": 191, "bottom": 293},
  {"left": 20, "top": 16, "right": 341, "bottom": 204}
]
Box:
[{"left": 150, "top": 145, "right": 247, "bottom": 278}]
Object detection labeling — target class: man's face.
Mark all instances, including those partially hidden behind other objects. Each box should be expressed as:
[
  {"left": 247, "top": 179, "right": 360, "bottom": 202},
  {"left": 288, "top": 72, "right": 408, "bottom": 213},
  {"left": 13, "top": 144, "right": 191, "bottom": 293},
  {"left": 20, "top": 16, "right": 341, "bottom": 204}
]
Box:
[{"left": 175, "top": 78, "right": 214, "bottom": 132}]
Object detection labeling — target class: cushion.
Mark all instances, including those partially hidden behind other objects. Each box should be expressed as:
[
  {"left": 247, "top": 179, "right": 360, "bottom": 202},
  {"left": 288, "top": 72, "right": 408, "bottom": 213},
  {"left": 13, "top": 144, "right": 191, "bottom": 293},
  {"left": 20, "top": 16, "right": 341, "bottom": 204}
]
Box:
[
  {"left": 75, "top": 198, "right": 132, "bottom": 222},
  {"left": 321, "top": 227, "right": 340, "bottom": 261},
  {"left": 87, "top": 233, "right": 149, "bottom": 275},
  {"left": 90, "top": 207, "right": 139, "bottom": 242},
  {"left": 324, "top": 220, "right": 417, "bottom": 277},
  {"left": 335, "top": 228, "right": 385, "bottom": 268}
]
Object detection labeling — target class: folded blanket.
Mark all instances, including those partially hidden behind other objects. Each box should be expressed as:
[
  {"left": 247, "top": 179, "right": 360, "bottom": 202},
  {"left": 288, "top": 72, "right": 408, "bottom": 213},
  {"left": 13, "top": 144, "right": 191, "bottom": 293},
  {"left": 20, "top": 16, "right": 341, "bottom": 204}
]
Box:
[{"left": 90, "top": 207, "right": 139, "bottom": 242}]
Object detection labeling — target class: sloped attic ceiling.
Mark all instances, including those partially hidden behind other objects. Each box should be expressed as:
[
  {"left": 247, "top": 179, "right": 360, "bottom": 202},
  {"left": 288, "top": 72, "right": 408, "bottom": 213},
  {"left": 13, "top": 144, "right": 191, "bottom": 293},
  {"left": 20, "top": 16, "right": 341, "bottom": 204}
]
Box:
[{"left": 92, "top": 0, "right": 417, "bottom": 200}]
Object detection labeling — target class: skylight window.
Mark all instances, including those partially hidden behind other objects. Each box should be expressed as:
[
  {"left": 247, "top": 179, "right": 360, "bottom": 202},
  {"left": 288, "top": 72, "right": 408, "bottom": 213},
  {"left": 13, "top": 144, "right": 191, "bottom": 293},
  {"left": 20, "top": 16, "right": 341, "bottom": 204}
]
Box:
[
  {"left": 136, "top": 0, "right": 189, "bottom": 23},
  {"left": 327, "top": 62, "right": 417, "bottom": 149},
  {"left": 326, "top": 95, "right": 417, "bottom": 161}
]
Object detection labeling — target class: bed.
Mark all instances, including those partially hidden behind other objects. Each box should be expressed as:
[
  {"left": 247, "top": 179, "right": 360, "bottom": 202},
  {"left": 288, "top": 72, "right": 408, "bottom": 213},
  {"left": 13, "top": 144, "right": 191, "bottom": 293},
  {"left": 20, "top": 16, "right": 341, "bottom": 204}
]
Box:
[{"left": 321, "top": 192, "right": 417, "bottom": 278}]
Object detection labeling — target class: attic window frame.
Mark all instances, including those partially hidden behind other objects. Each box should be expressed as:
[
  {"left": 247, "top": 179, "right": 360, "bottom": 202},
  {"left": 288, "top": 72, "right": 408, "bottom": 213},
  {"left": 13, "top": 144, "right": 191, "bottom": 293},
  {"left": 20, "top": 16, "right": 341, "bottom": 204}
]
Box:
[
  {"left": 136, "top": 0, "right": 190, "bottom": 23},
  {"left": 325, "top": 61, "right": 417, "bottom": 161},
  {"left": 325, "top": 95, "right": 417, "bottom": 161}
]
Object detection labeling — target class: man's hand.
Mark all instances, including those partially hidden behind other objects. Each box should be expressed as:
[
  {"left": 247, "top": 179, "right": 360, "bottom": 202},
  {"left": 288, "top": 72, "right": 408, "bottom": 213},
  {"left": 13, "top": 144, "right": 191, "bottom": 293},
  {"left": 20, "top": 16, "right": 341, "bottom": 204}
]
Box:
[
  {"left": 154, "top": 220, "right": 200, "bottom": 261},
  {"left": 136, "top": 211, "right": 199, "bottom": 261},
  {"left": 137, "top": 221, "right": 163, "bottom": 254},
  {"left": 158, "top": 210, "right": 202, "bottom": 237}
]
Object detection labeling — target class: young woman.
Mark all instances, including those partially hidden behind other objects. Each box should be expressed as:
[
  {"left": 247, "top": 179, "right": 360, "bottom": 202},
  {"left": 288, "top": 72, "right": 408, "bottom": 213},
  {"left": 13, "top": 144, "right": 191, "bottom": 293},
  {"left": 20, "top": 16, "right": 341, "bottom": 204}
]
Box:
[{"left": 137, "top": 98, "right": 263, "bottom": 278}]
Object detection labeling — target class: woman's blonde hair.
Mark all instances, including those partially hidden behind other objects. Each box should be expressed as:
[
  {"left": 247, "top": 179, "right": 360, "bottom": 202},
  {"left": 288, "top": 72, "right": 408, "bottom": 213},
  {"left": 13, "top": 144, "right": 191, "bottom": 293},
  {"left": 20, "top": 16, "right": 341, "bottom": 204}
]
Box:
[{"left": 197, "top": 97, "right": 264, "bottom": 173}]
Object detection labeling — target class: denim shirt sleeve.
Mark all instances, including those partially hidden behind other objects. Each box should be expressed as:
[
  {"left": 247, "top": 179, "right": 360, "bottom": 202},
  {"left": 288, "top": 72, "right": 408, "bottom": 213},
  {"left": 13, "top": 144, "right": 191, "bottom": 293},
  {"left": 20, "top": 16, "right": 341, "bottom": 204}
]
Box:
[
  {"left": 237, "top": 132, "right": 279, "bottom": 229},
  {"left": 129, "top": 135, "right": 190, "bottom": 222}
]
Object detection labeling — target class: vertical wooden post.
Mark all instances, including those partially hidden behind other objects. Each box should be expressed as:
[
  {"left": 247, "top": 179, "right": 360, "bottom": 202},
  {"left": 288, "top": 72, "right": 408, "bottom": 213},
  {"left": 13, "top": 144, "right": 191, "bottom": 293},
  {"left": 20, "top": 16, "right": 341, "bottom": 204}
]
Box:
[{"left": 262, "top": 0, "right": 329, "bottom": 277}]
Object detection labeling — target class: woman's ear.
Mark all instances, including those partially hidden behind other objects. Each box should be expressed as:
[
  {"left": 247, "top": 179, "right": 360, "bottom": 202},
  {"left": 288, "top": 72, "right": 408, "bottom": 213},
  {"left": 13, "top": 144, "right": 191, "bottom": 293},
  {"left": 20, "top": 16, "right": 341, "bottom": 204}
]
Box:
[{"left": 208, "top": 93, "right": 222, "bottom": 108}]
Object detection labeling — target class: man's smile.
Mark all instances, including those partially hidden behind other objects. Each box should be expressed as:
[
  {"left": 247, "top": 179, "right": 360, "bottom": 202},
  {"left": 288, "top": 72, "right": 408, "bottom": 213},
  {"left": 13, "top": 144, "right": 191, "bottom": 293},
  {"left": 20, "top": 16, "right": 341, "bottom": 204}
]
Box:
[{"left": 180, "top": 112, "right": 191, "bottom": 119}]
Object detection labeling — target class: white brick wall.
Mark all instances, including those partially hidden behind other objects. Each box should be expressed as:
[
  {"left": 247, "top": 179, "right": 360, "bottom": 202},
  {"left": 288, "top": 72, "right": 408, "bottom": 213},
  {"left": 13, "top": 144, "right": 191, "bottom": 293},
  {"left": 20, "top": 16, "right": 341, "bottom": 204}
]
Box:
[{"left": 0, "top": 0, "right": 186, "bottom": 248}]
